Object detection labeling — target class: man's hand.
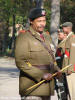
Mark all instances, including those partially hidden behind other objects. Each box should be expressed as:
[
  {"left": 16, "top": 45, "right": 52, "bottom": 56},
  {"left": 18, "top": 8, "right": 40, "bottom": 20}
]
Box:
[
  {"left": 67, "top": 70, "right": 72, "bottom": 75},
  {"left": 43, "top": 73, "right": 53, "bottom": 81}
]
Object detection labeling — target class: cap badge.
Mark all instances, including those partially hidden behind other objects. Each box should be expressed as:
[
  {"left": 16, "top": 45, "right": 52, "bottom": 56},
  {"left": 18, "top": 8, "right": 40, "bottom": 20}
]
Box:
[{"left": 41, "top": 10, "right": 46, "bottom": 16}]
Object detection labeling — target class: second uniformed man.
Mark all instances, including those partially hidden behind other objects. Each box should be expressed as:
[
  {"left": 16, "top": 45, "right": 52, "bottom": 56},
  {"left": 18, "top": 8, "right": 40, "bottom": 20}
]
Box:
[
  {"left": 55, "top": 29, "right": 68, "bottom": 100},
  {"left": 62, "top": 22, "right": 75, "bottom": 100}
]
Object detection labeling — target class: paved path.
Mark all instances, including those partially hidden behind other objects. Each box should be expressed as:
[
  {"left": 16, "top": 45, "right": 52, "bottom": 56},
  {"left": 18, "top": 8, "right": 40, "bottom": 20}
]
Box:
[
  {"left": 0, "top": 57, "right": 21, "bottom": 100},
  {"left": 0, "top": 57, "right": 58, "bottom": 100}
]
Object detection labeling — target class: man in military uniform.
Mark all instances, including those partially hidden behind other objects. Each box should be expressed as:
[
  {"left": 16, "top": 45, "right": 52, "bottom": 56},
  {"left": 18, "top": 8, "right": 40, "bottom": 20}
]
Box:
[
  {"left": 55, "top": 29, "right": 68, "bottom": 100},
  {"left": 15, "top": 7, "right": 61, "bottom": 100},
  {"left": 56, "top": 29, "right": 67, "bottom": 68},
  {"left": 62, "top": 22, "right": 75, "bottom": 100}
]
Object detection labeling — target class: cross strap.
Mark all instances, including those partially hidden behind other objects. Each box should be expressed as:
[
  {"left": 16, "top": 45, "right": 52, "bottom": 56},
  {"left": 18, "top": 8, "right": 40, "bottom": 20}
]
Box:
[{"left": 28, "top": 30, "right": 56, "bottom": 62}]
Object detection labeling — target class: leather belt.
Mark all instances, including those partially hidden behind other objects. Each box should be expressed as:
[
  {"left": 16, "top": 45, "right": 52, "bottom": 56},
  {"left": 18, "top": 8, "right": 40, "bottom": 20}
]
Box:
[{"left": 32, "top": 65, "right": 50, "bottom": 70}]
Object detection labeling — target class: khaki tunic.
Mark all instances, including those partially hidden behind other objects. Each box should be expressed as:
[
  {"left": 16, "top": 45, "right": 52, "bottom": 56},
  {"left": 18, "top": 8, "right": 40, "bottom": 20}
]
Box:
[
  {"left": 63, "top": 32, "right": 75, "bottom": 100},
  {"left": 15, "top": 27, "right": 59, "bottom": 96},
  {"left": 64, "top": 32, "right": 75, "bottom": 72},
  {"left": 56, "top": 39, "right": 67, "bottom": 69}
]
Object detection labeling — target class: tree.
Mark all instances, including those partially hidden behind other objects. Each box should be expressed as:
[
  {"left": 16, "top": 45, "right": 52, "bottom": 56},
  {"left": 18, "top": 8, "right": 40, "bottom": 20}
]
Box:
[
  {"left": 35, "top": 0, "right": 44, "bottom": 8},
  {"left": 50, "top": 0, "right": 60, "bottom": 49},
  {"left": 0, "top": 0, "right": 74, "bottom": 56},
  {"left": 0, "top": 0, "right": 11, "bottom": 54},
  {"left": 60, "top": 0, "right": 75, "bottom": 32}
]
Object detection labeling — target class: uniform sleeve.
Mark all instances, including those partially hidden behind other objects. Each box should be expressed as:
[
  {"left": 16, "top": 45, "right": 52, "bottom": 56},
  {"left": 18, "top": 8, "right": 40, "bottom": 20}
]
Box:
[
  {"left": 66, "top": 36, "right": 73, "bottom": 72},
  {"left": 15, "top": 34, "right": 44, "bottom": 82},
  {"left": 62, "top": 36, "right": 71, "bottom": 73}
]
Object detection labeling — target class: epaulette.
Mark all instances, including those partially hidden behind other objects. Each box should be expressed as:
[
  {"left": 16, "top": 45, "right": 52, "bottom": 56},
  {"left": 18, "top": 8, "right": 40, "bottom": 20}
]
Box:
[
  {"left": 46, "top": 31, "right": 50, "bottom": 34},
  {"left": 19, "top": 30, "right": 26, "bottom": 34},
  {"left": 72, "top": 35, "right": 75, "bottom": 38}
]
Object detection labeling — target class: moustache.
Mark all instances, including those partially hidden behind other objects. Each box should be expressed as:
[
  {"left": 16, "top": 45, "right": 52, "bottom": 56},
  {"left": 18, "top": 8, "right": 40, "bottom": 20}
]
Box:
[{"left": 38, "top": 26, "right": 45, "bottom": 28}]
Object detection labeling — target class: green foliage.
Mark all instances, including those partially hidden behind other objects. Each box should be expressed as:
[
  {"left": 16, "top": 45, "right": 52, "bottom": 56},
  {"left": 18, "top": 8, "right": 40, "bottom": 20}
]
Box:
[
  {"left": 44, "top": 0, "right": 51, "bottom": 8},
  {"left": 16, "top": 16, "right": 24, "bottom": 24},
  {"left": 60, "top": 0, "right": 75, "bottom": 32},
  {"left": 0, "top": 0, "right": 13, "bottom": 22},
  {"left": 45, "top": 9, "right": 51, "bottom": 31},
  {"left": 0, "top": 0, "right": 74, "bottom": 30},
  {"left": 15, "top": 15, "right": 27, "bottom": 25},
  {"left": 0, "top": 0, "right": 75, "bottom": 55},
  {"left": 44, "top": 0, "right": 51, "bottom": 31}
]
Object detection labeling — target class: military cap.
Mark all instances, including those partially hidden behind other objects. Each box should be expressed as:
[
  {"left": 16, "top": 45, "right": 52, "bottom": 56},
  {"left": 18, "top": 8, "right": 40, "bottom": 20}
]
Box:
[
  {"left": 61, "top": 22, "right": 73, "bottom": 27},
  {"left": 29, "top": 7, "right": 46, "bottom": 21}
]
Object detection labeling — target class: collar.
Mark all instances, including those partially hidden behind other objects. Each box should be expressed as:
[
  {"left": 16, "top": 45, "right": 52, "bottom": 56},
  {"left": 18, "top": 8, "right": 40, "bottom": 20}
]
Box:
[
  {"left": 58, "top": 38, "right": 66, "bottom": 47},
  {"left": 29, "top": 26, "right": 45, "bottom": 35},
  {"left": 29, "top": 26, "right": 37, "bottom": 35},
  {"left": 67, "top": 32, "right": 73, "bottom": 38},
  {"left": 29, "top": 26, "right": 45, "bottom": 41},
  {"left": 58, "top": 32, "right": 73, "bottom": 48},
  {"left": 58, "top": 32, "right": 73, "bottom": 46}
]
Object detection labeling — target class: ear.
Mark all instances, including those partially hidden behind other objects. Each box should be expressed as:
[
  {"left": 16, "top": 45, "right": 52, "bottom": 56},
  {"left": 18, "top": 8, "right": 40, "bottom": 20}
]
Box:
[
  {"left": 29, "top": 19, "right": 32, "bottom": 24},
  {"left": 30, "top": 21, "right": 32, "bottom": 24}
]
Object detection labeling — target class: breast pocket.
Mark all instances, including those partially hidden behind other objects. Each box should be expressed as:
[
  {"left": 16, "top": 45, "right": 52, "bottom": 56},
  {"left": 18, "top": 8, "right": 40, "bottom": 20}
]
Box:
[{"left": 29, "top": 42, "right": 44, "bottom": 59}]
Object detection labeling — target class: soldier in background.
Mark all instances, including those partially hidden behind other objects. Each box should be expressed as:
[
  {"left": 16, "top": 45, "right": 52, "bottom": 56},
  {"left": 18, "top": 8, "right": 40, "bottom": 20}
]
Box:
[
  {"left": 56, "top": 29, "right": 67, "bottom": 69},
  {"left": 55, "top": 29, "right": 68, "bottom": 100},
  {"left": 15, "top": 7, "right": 61, "bottom": 100},
  {"left": 61, "top": 22, "right": 75, "bottom": 100}
]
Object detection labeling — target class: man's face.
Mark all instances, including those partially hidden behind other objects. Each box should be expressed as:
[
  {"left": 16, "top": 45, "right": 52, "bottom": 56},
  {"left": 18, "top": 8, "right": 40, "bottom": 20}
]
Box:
[
  {"left": 62, "top": 27, "right": 72, "bottom": 34},
  {"left": 62, "top": 27, "right": 68, "bottom": 33},
  {"left": 30, "top": 16, "right": 46, "bottom": 33},
  {"left": 58, "top": 32, "right": 65, "bottom": 40}
]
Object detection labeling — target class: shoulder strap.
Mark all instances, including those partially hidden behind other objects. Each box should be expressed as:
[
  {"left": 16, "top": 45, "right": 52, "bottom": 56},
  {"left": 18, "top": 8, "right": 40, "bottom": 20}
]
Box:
[
  {"left": 28, "top": 30, "right": 56, "bottom": 62},
  {"left": 40, "top": 40, "right": 56, "bottom": 62}
]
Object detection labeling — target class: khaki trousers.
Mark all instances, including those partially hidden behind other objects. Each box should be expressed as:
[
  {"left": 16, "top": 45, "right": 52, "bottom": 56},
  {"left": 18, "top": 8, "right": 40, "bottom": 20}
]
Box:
[
  {"left": 21, "top": 96, "right": 50, "bottom": 100},
  {"left": 66, "top": 73, "right": 75, "bottom": 100}
]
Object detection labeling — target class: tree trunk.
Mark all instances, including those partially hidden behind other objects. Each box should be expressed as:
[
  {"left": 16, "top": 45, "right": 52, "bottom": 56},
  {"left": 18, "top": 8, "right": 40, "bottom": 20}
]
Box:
[
  {"left": 2, "top": 21, "right": 9, "bottom": 55},
  {"left": 11, "top": 14, "right": 16, "bottom": 56},
  {"left": 0, "top": 22, "right": 8, "bottom": 55},
  {"left": 35, "top": 0, "right": 44, "bottom": 8},
  {"left": 50, "top": 0, "right": 60, "bottom": 49}
]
